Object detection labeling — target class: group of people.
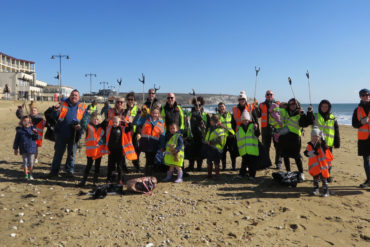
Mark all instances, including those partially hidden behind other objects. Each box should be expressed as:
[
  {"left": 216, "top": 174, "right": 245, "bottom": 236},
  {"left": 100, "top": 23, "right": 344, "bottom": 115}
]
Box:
[{"left": 12, "top": 87, "right": 370, "bottom": 196}]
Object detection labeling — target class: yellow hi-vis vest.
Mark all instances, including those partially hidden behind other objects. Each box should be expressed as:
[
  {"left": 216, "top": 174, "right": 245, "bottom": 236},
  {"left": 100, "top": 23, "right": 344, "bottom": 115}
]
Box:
[
  {"left": 164, "top": 133, "right": 184, "bottom": 167},
  {"left": 205, "top": 127, "right": 227, "bottom": 152},
  {"left": 236, "top": 124, "right": 259, "bottom": 156},
  {"left": 160, "top": 105, "right": 185, "bottom": 131},
  {"left": 314, "top": 113, "right": 335, "bottom": 147},
  {"left": 219, "top": 112, "right": 235, "bottom": 135},
  {"left": 281, "top": 108, "right": 301, "bottom": 136}
]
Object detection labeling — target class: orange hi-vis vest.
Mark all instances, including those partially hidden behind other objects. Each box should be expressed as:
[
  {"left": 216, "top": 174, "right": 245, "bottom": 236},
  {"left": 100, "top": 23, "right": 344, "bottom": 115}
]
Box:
[
  {"left": 141, "top": 118, "right": 165, "bottom": 141},
  {"left": 232, "top": 104, "right": 254, "bottom": 129},
  {"left": 306, "top": 144, "right": 333, "bottom": 178},
  {"left": 34, "top": 119, "right": 46, "bottom": 147},
  {"left": 58, "top": 101, "right": 86, "bottom": 122},
  {"left": 259, "top": 101, "right": 280, "bottom": 128},
  {"left": 85, "top": 124, "right": 105, "bottom": 159},
  {"left": 107, "top": 108, "right": 127, "bottom": 125},
  {"left": 357, "top": 106, "right": 370, "bottom": 140},
  {"left": 104, "top": 124, "right": 137, "bottom": 160}
]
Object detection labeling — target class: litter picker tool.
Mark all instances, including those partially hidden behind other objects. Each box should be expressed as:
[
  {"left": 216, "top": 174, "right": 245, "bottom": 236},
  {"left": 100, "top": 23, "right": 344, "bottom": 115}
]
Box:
[
  {"left": 150, "top": 84, "right": 161, "bottom": 110},
  {"left": 288, "top": 77, "right": 297, "bottom": 100},
  {"left": 117, "top": 78, "right": 123, "bottom": 96},
  {"left": 306, "top": 70, "right": 312, "bottom": 106},
  {"left": 254, "top": 66, "right": 260, "bottom": 101},
  {"left": 138, "top": 73, "right": 145, "bottom": 103}
]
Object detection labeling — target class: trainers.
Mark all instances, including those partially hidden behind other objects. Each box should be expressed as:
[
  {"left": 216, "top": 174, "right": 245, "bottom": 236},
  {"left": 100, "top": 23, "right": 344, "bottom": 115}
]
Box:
[
  {"left": 313, "top": 189, "right": 320, "bottom": 196},
  {"left": 34, "top": 159, "right": 38, "bottom": 164},
  {"left": 360, "top": 180, "right": 369, "bottom": 188},
  {"left": 25, "top": 174, "right": 29, "bottom": 180},
  {"left": 299, "top": 173, "right": 305, "bottom": 182},
  {"left": 174, "top": 178, "right": 183, "bottom": 183},
  {"left": 29, "top": 174, "right": 34, "bottom": 180},
  {"left": 322, "top": 191, "right": 330, "bottom": 197}
]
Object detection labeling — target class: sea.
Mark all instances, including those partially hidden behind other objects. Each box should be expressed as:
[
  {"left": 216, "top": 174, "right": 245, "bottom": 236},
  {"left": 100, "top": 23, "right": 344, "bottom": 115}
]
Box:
[{"left": 196, "top": 103, "right": 358, "bottom": 126}]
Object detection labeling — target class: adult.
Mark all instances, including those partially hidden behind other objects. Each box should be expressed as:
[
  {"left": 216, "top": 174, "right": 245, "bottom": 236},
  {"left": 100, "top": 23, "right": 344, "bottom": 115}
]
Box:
[
  {"left": 352, "top": 88, "right": 370, "bottom": 188},
  {"left": 49, "top": 90, "right": 86, "bottom": 177},
  {"left": 161, "top": 93, "right": 185, "bottom": 138},
  {"left": 125, "top": 92, "right": 141, "bottom": 172},
  {"left": 100, "top": 101, "right": 111, "bottom": 119},
  {"left": 307, "top": 99, "right": 340, "bottom": 181},
  {"left": 257, "top": 90, "right": 283, "bottom": 169},
  {"left": 186, "top": 96, "right": 209, "bottom": 171},
  {"left": 86, "top": 100, "right": 98, "bottom": 115},
  {"left": 218, "top": 102, "right": 237, "bottom": 171},
  {"left": 144, "top": 88, "right": 160, "bottom": 109},
  {"left": 232, "top": 91, "right": 258, "bottom": 131}
]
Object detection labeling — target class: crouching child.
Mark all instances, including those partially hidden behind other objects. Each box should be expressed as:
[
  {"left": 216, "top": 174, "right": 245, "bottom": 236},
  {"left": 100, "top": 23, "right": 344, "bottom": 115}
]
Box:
[
  {"left": 163, "top": 123, "right": 185, "bottom": 183},
  {"left": 304, "top": 127, "right": 333, "bottom": 197},
  {"left": 237, "top": 111, "right": 260, "bottom": 180}
]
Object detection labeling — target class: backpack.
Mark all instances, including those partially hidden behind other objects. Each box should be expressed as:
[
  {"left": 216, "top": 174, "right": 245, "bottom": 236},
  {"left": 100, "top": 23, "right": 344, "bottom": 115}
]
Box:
[{"left": 126, "top": 177, "right": 157, "bottom": 194}]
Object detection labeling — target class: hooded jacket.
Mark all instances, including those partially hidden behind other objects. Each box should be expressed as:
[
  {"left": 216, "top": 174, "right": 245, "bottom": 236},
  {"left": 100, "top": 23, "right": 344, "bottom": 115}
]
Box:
[{"left": 13, "top": 126, "right": 38, "bottom": 154}]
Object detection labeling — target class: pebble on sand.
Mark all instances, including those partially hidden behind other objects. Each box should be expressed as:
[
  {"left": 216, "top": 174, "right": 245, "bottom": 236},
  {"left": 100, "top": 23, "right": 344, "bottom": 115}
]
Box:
[{"left": 10, "top": 233, "right": 16, "bottom": 237}]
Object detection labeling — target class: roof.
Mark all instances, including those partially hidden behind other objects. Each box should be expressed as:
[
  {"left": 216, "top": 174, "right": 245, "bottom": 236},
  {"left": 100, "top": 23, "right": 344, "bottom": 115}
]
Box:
[{"left": 0, "top": 52, "right": 35, "bottom": 64}]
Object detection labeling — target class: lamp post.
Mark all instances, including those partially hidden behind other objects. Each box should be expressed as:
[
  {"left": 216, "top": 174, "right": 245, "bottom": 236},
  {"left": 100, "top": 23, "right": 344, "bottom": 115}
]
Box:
[
  {"left": 85, "top": 73, "right": 97, "bottom": 99},
  {"left": 100, "top": 81, "right": 109, "bottom": 101},
  {"left": 51, "top": 54, "right": 70, "bottom": 99}
]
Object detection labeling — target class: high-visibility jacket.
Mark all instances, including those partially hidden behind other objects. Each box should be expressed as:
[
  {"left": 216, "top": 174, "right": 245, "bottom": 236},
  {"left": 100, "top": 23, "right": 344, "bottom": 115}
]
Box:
[
  {"left": 205, "top": 127, "right": 227, "bottom": 152},
  {"left": 161, "top": 105, "right": 185, "bottom": 130},
  {"left": 314, "top": 113, "right": 336, "bottom": 147},
  {"left": 218, "top": 112, "right": 235, "bottom": 135},
  {"left": 269, "top": 107, "right": 284, "bottom": 130},
  {"left": 259, "top": 101, "right": 280, "bottom": 128},
  {"left": 306, "top": 144, "right": 333, "bottom": 178},
  {"left": 125, "top": 105, "right": 138, "bottom": 132},
  {"left": 164, "top": 133, "right": 184, "bottom": 167},
  {"left": 104, "top": 124, "right": 137, "bottom": 160},
  {"left": 88, "top": 104, "right": 97, "bottom": 114},
  {"left": 85, "top": 124, "right": 105, "bottom": 159},
  {"left": 356, "top": 106, "right": 370, "bottom": 140},
  {"left": 59, "top": 101, "right": 86, "bottom": 122},
  {"left": 34, "top": 119, "right": 46, "bottom": 147},
  {"left": 187, "top": 111, "right": 208, "bottom": 137},
  {"left": 280, "top": 108, "right": 301, "bottom": 136},
  {"left": 141, "top": 118, "right": 165, "bottom": 142},
  {"left": 232, "top": 104, "right": 254, "bottom": 129},
  {"left": 236, "top": 124, "right": 259, "bottom": 156}
]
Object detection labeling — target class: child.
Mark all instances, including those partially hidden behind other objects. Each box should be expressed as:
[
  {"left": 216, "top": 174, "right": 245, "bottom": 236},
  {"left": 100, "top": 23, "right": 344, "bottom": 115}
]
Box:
[
  {"left": 78, "top": 113, "right": 105, "bottom": 187},
  {"left": 204, "top": 114, "right": 227, "bottom": 179},
  {"left": 134, "top": 106, "right": 165, "bottom": 175},
  {"left": 268, "top": 103, "right": 289, "bottom": 143},
  {"left": 30, "top": 107, "right": 46, "bottom": 164},
  {"left": 237, "top": 111, "right": 260, "bottom": 180},
  {"left": 105, "top": 116, "right": 137, "bottom": 184},
  {"left": 163, "top": 123, "right": 184, "bottom": 183},
  {"left": 304, "top": 127, "right": 333, "bottom": 197},
  {"left": 13, "top": 116, "right": 39, "bottom": 180}
]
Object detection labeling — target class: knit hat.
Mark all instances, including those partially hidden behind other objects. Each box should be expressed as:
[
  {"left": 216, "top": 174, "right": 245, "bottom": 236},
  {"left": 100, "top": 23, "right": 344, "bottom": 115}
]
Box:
[
  {"left": 359, "top": 88, "right": 370, "bottom": 96},
  {"left": 241, "top": 110, "right": 251, "bottom": 121},
  {"left": 239, "top": 91, "right": 247, "bottom": 100},
  {"left": 311, "top": 127, "right": 322, "bottom": 137}
]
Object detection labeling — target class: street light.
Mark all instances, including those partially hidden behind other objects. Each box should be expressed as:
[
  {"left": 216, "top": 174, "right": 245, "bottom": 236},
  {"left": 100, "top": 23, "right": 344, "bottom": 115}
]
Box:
[
  {"left": 100, "top": 81, "right": 109, "bottom": 101},
  {"left": 51, "top": 54, "right": 70, "bottom": 98},
  {"left": 85, "top": 73, "right": 97, "bottom": 96}
]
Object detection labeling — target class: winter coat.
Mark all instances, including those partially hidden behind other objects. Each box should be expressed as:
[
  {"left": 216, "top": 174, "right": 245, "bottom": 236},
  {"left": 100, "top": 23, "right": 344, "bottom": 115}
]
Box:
[
  {"left": 352, "top": 101, "right": 370, "bottom": 156},
  {"left": 13, "top": 126, "right": 38, "bottom": 154}
]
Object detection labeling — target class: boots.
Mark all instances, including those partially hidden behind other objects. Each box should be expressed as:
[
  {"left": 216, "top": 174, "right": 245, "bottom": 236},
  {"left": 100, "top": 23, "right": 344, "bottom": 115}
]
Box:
[
  {"left": 207, "top": 163, "right": 213, "bottom": 178},
  {"left": 163, "top": 170, "right": 173, "bottom": 182},
  {"left": 78, "top": 169, "right": 89, "bottom": 187},
  {"left": 175, "top": 170, "right": 183, "bottom": 183},
  {"left": 313, "top": 179, "right": 320, "bottom": 195},
  {"left": 322, "top": 179, "right": 329, "bottom": 197}
]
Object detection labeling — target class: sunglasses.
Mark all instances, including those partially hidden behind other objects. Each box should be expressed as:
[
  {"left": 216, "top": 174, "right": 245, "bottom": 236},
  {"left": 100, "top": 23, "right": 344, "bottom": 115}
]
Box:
[
  {"left": 167, "top": 97, "right": 174, "bottom": 100},
  {"left": 266, "top": 94, "right": 273, "bottom": 96},
  {"left": 127, "top": 98, "right": 134, "bottom": 101},
  {"left": 238, "top": 98, "right": 245, "bottom": 101},
  {"left": 360, "top": 94, "right": 370, "bottom": 97},
  {"left": 116, "top": 101, "right": 124, "bottom": 104},
  {"left": 149, "top": 92, "right": 155, "bottom": 95}
]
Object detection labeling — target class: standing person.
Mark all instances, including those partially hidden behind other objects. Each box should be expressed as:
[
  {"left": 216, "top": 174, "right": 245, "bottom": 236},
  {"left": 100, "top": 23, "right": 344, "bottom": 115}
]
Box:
[
  {"left": 218, "top": 102, "right": 237, "bottom": 171},
  {"left": 134, "top": 106, "right": 166, "bottom": 175},
  {"left": 186, "top": 96, "right": 208, "bottom": 171},
  {"left": 279, "top": 98, "right": 311, "bottom": 181},
  {"left": 163, "top": 123, "right": 185, "bottom": 183},
  {"left": 257, "top": 90, "right": 283, "bottom": 169},
  {"left": 307, "top": 99, "right": 340, "bottom": 181},
  {"left": 78, "top": 113, "right": 105, "bottom": 187},
  {"left": 304, "top": 127, "right": 333, "bottom": 197},
  {"left": 236, "top": 111, "right": 260, "bottom": 180},
  {"left": 106, "top": 97, "right": 126, "bottom": 123},
  {"left": 232, "top": 91, "right": 258, "bottom": 131},
  {"left": 28, "top": 107, "right": 45, "bottom": 164},
  {"left": 49, "top": 90, "right": 86, "bottom": 177},
  {"left": 125, "top": 92, "right": 141, "bottom": 172},
  {"left": 100, "top": 101, "right": 111, "bottom": 119},
  {"left": 13, "top": 116, "right": 39, "bottom": 180},
  {"left": 352, "top": 88, "right": 370, "bottom": 188},
  {"left": 204, "top": 115, "right": 227, "bottom": 179},
  {"left": 105, "top": 116, "right": 137, "bottom": 184},
  {"left": 161, "top": 93, "right": 185, "bottom": 137},
  {"left": 86, "top": 100, "right": 98, "bottom": 115},
  {"left": 144, "top": 88, "right": 160, "bottom": 109}
]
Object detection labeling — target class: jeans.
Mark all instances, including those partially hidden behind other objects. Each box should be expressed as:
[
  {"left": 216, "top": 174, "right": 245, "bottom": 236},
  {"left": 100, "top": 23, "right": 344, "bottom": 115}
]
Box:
[
  {"left": 364, "top": 155, "right": 370, "bottom": 181},
  {"left": 51, "top": 135, "right": 77, "bottom": 174}
]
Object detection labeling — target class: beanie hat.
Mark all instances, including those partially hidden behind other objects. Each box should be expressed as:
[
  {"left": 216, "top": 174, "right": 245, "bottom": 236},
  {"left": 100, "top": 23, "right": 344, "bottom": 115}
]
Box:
[
  {"left": 239, "top": 91, "right": 247, "bottom": 100},
  {"left": 359, "top": 88, "right": 370, "bottom": 96},
  {"left": 241, "top": 110, "right": 251, "bottom": 121},
  {"left": 311, "top": 127, "right": 322, "bottom": 137}
]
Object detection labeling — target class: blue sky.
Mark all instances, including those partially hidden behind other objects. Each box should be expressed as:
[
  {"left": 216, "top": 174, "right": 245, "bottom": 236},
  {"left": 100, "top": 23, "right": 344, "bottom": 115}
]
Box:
[{"left": 2, "top": 0, "right": 370, "bottom": 103}]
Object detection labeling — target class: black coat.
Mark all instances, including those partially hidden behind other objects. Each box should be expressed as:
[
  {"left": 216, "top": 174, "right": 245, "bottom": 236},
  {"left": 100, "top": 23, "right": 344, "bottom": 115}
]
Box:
[{"left": 352, "top": 101, "right": 370, "bottom": 156}]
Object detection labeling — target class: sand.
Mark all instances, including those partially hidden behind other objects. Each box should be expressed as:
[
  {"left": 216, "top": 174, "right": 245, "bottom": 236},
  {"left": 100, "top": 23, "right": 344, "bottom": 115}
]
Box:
[{"left": 0, "top": 100, "right": 369, "bottom": 247}]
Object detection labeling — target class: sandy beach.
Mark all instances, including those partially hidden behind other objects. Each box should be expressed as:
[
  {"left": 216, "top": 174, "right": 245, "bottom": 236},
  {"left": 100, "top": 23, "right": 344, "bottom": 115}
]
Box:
[{"left": 0, "top": 100, "right": 369, "bottom": 247}]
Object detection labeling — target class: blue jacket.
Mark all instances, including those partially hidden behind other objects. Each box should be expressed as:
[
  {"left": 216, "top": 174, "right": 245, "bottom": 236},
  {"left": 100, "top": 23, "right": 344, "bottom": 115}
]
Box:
[
  {"left": 13, "top": 126, "right": 38, "bottom": 154},
  {"left": 52, "top": 98, "right": 86, "bottom": 140},
  {"left": 134, "top": 116, "right": 166, "bottom": 152}
]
